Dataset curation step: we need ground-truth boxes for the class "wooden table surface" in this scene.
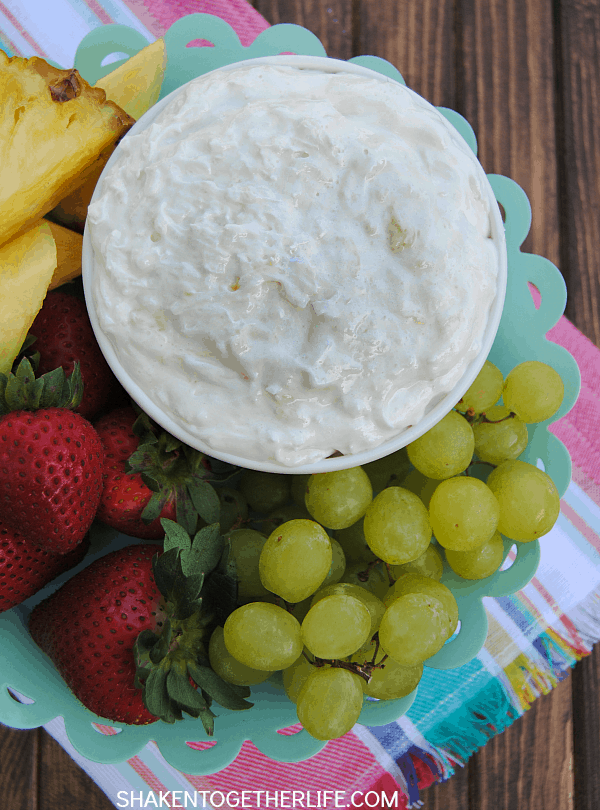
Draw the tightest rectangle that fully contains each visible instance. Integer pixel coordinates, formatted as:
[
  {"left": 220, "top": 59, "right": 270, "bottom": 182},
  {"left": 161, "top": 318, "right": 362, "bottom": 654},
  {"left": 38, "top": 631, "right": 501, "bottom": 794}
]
[{"left": 1, "top": 0, "right": 599, "bottom": 807}]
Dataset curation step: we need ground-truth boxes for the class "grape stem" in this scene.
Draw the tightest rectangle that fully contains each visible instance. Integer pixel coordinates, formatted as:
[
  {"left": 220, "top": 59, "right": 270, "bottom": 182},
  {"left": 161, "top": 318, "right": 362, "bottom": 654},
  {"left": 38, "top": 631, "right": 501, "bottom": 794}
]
[{"left": 356, "top": 558, "right": 382, "bottom": 582}]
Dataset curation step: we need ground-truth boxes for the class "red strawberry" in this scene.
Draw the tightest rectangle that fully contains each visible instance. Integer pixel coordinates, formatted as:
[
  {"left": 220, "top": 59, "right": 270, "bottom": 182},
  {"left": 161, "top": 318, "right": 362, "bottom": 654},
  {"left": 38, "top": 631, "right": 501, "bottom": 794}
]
[
  {"left": 94, "top": 407, "right": 236, "bottom": 540},
  {"left": 29, "top": 543, "right": 163, "bottom": 724},
  {"left": 28, "top": 289, "right": 127, "bottom": 421},
  {"left": 0, "top": 518, "right": 90, "bottom": 614},
  {"left": 94, "top": 407, "right": 177, "bottom": 539},
  {"left": 29, "top": 523, "right": 251, "bottom": 730},
  {"left": 0, "top": 359, "right": 104, "bottom": 554}
]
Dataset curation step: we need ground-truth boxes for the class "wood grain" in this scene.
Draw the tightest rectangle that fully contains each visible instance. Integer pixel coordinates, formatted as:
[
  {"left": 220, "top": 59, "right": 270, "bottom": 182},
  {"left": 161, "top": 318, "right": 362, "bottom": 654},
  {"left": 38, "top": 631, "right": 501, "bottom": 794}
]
[
  {"left": 555, "top": 0, "right": 600, "bottom": 346},
  {"left": 0, "top": 726, "right": 38, "bottom": 810},
  {"left": 572, "top": 644, "right": 600, "bottom": 809},
  {"left": 38, "top": 731, "right": 115, "bottom": 810}
]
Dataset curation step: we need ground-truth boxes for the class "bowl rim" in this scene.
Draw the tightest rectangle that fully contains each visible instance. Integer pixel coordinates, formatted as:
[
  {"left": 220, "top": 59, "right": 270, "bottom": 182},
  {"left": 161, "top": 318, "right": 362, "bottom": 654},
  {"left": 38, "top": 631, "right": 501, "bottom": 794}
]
[{"left": 82, "top": 54, "right": 508, "bottom": 474}]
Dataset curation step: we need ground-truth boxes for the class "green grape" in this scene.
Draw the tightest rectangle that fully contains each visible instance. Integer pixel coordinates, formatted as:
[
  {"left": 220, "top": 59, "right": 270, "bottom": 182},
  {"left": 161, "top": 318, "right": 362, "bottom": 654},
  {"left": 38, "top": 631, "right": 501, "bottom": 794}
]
[
  {"left": 333, "top": 518, "right": 378, "bottom": 564},
  {"left": 363, "top": 486, "right": 431, "bottom": 565},
  {"left": 305, "top": 468, "right": 373, "bottom": 530},
  {"left": 391, "top": 544, "right": 444, "bottom": 581},
  {"left": 319, "top": 538, "right": 346, "bottom": 588},
  {"left": 340, "top": 561, "right": 390, "bottom": 600},
  {"left": 291, "top": 474, "right": 312, "bottom": 508},
  {"left": 399, "top": 469, "right": 439, "bottom": 507},
  {"left": 283, "top": 653, "right": 319, "bottom": 703},
  {"left": 455, "top": 361, "right": 504, "bottom": 413},
  {"left": 239, "top": 470, "right": 291, "bottom": 514},
  {"left": 383, "top": 572, "right": 458, "bottom": 640},
  {"left": 223, "top": 602, "right": 303, "bottom": 671},
  {"left": 259, "top": 519, "right": 332, "bottom": 603},
  {"left": 503, "top": 361, "right": 564, "bottom": 423},
  {"left": 301, "top": 593, "right": 371, "bottom": 659},
  {"left": 208, "top": 626, "right": 272, "bottom": 686},
  {"left": 378, "top": 593, "right": 449, "bottom": 666},
  {"left": 407, "top": 411, "right": 475, "bottom": 480},
  {"left": 445, "top": 530, "right": 504, "bottom": 579},
  {"left": 473, "top": 406, "right": 529, "bottom": 466},
  {"left": 350, "top": 641, "right": 423, "bottom": 700},
  {"left": 216, "top": 487, "right": 249, "bottom": 533},
  {"left": 296, "top": 666, "right": 364, "bottom": 740},
  {"left": 310, "top": 582, "right": 386, "bottom": 638},
  {"left": 361, "top": 447, "right": 411, "bottom": 492},
  {"left": 259, "top": 502, "right": 313, "bottom": 537},
  {"left": 228, "top": 528, "right": 270, "bottom": 602},
  {"left": 486, "top": 459, "right": 560, "bottom": 541},
  {"left": 429, "top": 476, "right": 500, "bottom": 551}
]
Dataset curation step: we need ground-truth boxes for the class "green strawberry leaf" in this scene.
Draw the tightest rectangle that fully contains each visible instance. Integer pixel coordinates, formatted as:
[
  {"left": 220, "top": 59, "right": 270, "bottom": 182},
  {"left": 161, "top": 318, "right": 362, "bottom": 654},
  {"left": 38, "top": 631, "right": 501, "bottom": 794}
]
[
  {"left": 141, "top": 488, "right": 170, "bottom": 524},
  {"left": 187, "top": 480, "right": 220, "bottom": 525},
  {"left": 175, "top": 484, "right": 199, "bottom": 536},
  {"left": 173, "top": 573, "right": 204, "bottom": 621},
  {"left": 162, "top": 432, "right": 182, "bottom": 454},
  {"left": 166, "top": 666, "right": 209, "bottom": 712},
  {"left": 149, "top": 618, "right": 172, "bottom": 665},
  {"left": 37, "top": 366, "right": 66, "bottom": 409},
  {"left": 143, "top": 665, "right": 171, "bottom": 718},
  {"left": 60, "top": 362, "right": 83, "bottom": 409},
  {"left": 162, "top": 519, "right": 192, "bottom": 555},
  {"left": 152, "top": 546, "right": 180, "bottom": 597},
  {"left": 187, "top": 662, "right": 253, "bottom": 711},
  {"left": 181, "top": 524, "right": 223, "bottom": 578}
]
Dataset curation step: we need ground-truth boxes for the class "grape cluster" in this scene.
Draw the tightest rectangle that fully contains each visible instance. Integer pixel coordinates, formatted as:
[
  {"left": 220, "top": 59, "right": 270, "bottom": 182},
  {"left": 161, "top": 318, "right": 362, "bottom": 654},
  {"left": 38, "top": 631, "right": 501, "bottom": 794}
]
[{"left": 207, "top": 360, "right": 563, "bottom": 741}]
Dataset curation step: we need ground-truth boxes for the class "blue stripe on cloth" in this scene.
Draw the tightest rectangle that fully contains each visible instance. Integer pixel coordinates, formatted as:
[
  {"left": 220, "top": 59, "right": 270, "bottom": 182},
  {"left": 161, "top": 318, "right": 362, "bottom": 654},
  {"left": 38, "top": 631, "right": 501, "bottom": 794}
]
[
  {"left": 495, "top": 594, "right": 536, "bottom": 637},
  {"left": 0, "top": 42, "right": 14, "bottom": 56},
  {"left": 406, "top": 658, "right": 517, "bottom": 764}
]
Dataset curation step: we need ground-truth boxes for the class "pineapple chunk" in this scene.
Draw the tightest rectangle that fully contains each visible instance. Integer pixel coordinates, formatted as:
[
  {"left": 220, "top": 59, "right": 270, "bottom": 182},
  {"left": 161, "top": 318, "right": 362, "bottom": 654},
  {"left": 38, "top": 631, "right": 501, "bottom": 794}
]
[
  {"left": 0, "top": 221, "right": 57, "bottom": 376},
  {"left": 0, "top": 51, "right": 134, "bottom": 247},
  {"left": 45, "top": 219, "right": 83, "bottom": 289},
  {"left": 51, "top": 39, "right": 166, "bottom": 232},
  {"left": 95, "top": 38, "right": 166, "bottom": 120}
]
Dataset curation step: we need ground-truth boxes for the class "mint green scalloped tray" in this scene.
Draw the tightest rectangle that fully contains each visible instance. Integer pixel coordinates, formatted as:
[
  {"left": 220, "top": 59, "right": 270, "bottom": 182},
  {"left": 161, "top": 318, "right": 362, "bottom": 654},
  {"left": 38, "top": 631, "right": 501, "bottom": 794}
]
[{"left": 0, "top": 14, "right": 580, "bottom": 774}]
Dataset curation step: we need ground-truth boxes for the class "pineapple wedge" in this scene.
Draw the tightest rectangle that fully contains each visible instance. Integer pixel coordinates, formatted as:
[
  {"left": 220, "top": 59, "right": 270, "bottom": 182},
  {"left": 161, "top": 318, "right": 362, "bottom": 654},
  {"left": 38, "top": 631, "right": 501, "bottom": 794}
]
[
  {"left": 46, "top": 219, "right": 83, "bottom": 290},
  {"left": 51, "top": 39, "right": 167, "bottom": 232},
  {"left": 95, "top": 38, "right": 166, "bottom": 120},
  {"left": 0, "top": 52, "right": 134, "bottom": 247},
  {"left": 0, "top": 221, "right": 57, "bottom": 376}
]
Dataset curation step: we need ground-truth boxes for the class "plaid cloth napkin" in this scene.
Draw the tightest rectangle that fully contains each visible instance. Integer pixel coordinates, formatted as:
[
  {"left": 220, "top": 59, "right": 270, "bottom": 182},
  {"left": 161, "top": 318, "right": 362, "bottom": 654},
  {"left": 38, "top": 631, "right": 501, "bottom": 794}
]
[{"left": 2, "top": 2, "right": 600, "bottom": 808}]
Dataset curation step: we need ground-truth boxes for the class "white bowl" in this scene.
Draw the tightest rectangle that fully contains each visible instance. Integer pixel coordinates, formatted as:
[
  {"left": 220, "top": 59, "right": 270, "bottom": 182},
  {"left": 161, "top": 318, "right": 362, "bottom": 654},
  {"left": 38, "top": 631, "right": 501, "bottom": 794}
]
[{"left": 82, "top": 55, "right": 507, "bottom": 474}]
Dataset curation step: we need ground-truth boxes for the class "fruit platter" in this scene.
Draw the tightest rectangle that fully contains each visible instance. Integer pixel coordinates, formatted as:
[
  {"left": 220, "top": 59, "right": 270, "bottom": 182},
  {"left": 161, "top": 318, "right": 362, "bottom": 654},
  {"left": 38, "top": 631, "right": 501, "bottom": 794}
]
[{"left": 0, "top": 15, "right": 580, "bottom": 775}]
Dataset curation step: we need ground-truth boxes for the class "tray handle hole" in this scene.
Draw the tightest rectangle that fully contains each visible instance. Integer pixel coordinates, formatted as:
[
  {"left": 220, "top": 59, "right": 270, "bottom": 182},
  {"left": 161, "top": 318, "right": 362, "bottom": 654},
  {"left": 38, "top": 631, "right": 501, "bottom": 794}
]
[
  {"left": 186, "top": 39, "right": 215, "bottom": 48},
  {"left": 528, "top": 281, "right": 542, "bottom": 310},
  {"left": 500, "top": 544, "right": 518, "bottom": 571},
  {"left": 100, "top": 52, "right": 131, "bottom": 67}
]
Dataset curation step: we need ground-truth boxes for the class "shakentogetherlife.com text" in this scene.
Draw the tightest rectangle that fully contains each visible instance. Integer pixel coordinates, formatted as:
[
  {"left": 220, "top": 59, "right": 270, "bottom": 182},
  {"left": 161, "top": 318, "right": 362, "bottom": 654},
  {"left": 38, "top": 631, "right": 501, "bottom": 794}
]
[{"left": 115, "top": 790, "right": 402, "bottom": 808}]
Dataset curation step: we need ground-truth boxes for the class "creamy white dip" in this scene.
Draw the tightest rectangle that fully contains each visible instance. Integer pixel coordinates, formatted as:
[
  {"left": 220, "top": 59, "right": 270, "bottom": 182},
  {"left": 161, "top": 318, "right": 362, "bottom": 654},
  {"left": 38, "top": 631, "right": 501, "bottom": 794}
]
[{"left": 88, "top": 63, "right": 499, "bottom": 466}]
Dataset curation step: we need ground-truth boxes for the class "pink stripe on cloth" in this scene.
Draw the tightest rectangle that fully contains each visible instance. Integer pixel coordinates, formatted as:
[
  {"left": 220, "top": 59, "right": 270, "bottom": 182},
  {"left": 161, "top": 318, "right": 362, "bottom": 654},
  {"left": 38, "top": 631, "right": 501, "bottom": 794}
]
[
  {"left": 0, "top": 0, "right": 50, "bottom": 57},
  {"left": 181, "top": 736, "right": 391, "bottom": 806},
  {"left": 548, "top": 316, "right": 600, "bottom": 492},
  {"left": 120, "top": 0, "right": 270, "bottom": 45},
  {"left": 127, "top": 754, "right": 172, "bottom": 795},
  {"left": 82, "top": 0, "right": 115, "bottom": 25}
]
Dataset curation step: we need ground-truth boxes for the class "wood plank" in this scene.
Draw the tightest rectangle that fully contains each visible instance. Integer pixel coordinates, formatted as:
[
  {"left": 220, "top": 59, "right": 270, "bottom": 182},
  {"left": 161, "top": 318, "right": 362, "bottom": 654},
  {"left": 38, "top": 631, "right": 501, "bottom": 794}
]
[
  {"left": 555, "top": 0, "right": 600, "bottom": 346},
  {"left": 572, "top": 645, "right": 600, "bottom": 809},
  {"left": 357, "top": 0, "right": 455, "bottom": 106},
  {"left": 423, "top": 760, "right": 471, "bottom": 809},
  {"left": 468, "top": 675, "right": 574, "bottom": 810},
  {"left": 457, "top": 0, "right": 561, "bottom": 265},
  {"left": 252, "top": 0, "right": 354, "bottom": 60},
  {"left": 0, "top": 724, "right": 38, "bottom": 810},
  {"left": 38, "top": 730, "right": 114, "bottom": 810}
]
